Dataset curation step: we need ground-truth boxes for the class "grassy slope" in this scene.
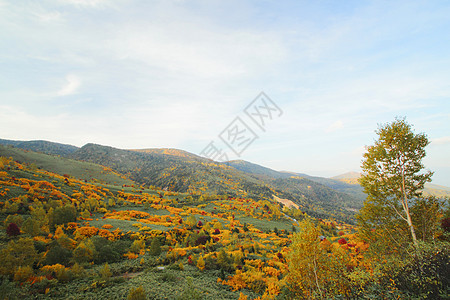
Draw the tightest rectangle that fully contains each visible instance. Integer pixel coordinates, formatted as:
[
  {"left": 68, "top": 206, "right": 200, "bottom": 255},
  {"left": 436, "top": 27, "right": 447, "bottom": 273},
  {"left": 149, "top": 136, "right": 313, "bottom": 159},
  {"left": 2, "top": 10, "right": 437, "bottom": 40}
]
[{"left": 0, "top": 145, "right": 133, "bottom": 186}]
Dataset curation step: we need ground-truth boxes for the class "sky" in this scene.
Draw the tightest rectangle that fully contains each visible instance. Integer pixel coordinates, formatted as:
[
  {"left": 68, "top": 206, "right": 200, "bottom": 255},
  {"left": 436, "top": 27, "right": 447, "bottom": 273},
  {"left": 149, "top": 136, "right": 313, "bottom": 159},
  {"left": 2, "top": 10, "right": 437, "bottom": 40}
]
[{"left": 0, "top": 0, "right": 449, "bottom": 186}]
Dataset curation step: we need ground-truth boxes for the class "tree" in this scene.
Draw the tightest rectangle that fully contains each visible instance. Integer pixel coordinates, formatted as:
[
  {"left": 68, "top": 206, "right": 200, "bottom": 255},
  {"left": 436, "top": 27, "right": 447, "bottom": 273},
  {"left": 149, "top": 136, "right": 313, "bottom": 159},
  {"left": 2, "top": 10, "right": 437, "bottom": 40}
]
[
  {"left": 48, "top": 205, "right": 77, "bottom": 231},
  {"left": 358, "top": 118, "right": 433, "bottom": 246},
  {"left": 149, "top": 238, "right": 161, "bottom": 256}
]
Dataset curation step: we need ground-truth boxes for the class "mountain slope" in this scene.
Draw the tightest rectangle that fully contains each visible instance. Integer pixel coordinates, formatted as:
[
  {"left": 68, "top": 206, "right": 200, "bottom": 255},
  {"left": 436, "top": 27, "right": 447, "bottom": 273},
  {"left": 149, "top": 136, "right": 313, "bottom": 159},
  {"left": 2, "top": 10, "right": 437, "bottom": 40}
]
[
  {"left": 70, "top": 144, "right": 362, "bottom": 222},
  {"left": 0, "top": 138, "right": 79, "bottom": 156},
  {"left": 0, "top": 144, "right": 132, "bottom": 186}
]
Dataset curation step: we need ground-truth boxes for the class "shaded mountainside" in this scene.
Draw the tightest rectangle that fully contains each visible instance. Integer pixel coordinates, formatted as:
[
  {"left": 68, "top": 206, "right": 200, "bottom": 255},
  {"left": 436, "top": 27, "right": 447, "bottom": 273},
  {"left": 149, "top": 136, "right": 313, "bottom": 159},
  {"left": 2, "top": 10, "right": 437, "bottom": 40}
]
[
  {"left": 71, "top": 143, "right": 273, "bottom": 199},
  {"left": 0, "top": 138, "right": 79, "bottom": 156}
]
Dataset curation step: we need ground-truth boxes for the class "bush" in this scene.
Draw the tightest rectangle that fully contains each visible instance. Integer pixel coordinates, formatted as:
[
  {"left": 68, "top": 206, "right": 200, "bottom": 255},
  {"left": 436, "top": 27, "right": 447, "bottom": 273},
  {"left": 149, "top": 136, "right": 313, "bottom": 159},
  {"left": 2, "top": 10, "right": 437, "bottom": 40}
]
[
  {"left": 13, "top": 266, "right": 33, "bottom": 282},
  {"left": 195, "top": 235, "right": 210, "bottom": 246},
  {"left": 393, "top": 242, "right": 450, "bottom": 299},
  {"left": 149, "top": 238, "right": 161, "bottom": 256},
  {"left": 45, "top": 242, "right": 72, "bottom": 266},
  {"left": 99, "top": 263, "right": 112, "bottom": 281},
  {"left": 128, "top": 285, "right": 147, "bottom": 300},
  {"left": 49, "top": 205, "right": 77, "bottom": 231},
  {"left": 91, "top": 237, "right": 120, "bottom": 264},
  {"left": 6, "top": 222, "right": 20, "bottom": 237}
]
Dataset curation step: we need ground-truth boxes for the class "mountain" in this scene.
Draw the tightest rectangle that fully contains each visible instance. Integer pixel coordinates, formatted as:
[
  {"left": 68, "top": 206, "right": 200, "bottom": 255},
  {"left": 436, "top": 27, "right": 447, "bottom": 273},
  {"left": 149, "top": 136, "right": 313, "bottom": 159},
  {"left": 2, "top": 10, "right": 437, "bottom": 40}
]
[
  {"left": 130, "top": 148, "right": 202, "bottom": 159},
  {"left": 331, "top": 171, "right": 361, "bottom": 184},
  {"left": 0, "top": 138, "right": 79, "bottom": 156},
  {"left": 69, "top": 144, "right": 361, "bottom": 222},
  {"left": 0, "top": 138, "right": 364, "bottom": 222},
  {"left": 226, "top": 160, "right": 291, "bottom": 180},
  {"left": 333, "top": 172, "right": 450, "bottom": 198},
  {"left": 0, "top": 144, "right": 132, "bottom": 185}
]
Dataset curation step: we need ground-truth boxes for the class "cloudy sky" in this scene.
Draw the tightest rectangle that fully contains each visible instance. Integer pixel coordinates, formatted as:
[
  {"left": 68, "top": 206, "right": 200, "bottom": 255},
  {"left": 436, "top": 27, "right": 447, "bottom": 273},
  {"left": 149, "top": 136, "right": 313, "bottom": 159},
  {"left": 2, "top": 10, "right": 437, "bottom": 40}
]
[{"left": 1, "top": 0, "right": 449, "bottom": 186}]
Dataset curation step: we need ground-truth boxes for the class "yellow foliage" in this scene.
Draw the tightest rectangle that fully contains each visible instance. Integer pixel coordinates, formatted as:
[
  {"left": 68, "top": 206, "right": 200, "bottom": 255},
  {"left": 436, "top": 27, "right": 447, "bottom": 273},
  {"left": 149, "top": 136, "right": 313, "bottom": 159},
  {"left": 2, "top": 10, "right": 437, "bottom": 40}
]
[{"left": 196, "top": 255, "right": 205, "bottom": 271}]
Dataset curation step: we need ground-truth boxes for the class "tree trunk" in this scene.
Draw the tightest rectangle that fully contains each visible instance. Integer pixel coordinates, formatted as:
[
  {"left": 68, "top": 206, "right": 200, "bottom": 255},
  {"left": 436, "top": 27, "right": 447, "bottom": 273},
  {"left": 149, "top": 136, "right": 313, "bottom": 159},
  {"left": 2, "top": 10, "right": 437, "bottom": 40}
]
[{"left": 401, "top": 171, "right": 418, "bottom": 245}]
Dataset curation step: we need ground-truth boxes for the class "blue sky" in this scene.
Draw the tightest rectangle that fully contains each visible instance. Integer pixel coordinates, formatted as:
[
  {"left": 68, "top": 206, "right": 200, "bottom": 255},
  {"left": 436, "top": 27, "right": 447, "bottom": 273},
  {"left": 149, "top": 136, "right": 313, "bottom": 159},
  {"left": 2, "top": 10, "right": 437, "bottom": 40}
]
[{"left": 1, "top": 0, "right": 449, "bottom": 186}]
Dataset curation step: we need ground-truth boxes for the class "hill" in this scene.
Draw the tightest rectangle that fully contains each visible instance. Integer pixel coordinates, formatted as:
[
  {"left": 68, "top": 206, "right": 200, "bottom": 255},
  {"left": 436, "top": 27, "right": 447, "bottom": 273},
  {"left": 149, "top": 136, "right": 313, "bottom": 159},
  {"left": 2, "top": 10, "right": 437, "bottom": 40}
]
[
  {"left": 70, "top": 144, "right": 361, "bottom": 222},
  {"left": 0, "top": 138, "right": 79, "bottom": 156},
  {"left": 0, "top": 139, "right": 364, "bottom": 222},
  {"left": 0, "top": 144, "right": 132, "bottom": 186}
]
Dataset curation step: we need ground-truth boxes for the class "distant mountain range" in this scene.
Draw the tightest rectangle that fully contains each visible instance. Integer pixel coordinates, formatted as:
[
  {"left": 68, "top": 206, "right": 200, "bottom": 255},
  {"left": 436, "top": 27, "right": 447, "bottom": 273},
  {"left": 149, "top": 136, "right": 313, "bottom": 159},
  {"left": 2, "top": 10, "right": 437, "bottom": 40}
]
[{"left": 1, "top": 138, "right": 448, "bottom": 222}]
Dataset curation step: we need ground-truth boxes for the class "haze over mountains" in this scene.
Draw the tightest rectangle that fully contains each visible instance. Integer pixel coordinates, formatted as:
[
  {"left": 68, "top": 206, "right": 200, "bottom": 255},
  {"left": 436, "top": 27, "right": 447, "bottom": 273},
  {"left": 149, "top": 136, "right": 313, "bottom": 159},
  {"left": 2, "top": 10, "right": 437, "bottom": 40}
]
[{"left": 1, "top": 138, "right": 448, "bottom": 223}]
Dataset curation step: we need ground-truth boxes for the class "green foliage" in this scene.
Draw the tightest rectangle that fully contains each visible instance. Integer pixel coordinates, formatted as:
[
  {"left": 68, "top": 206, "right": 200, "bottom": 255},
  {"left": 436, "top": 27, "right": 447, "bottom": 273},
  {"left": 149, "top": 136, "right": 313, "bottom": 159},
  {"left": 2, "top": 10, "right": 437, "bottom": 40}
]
[
  {"left": 411, "top": 196, "right": 445, "bottom": 242},
  {"left": 177, "top": 277, "right": 201, "bottom": 300},
  {"left": 0, "top": 237, "right": 37, "bottom": 276},
  {"left": 48, "top": 205, "right": 77, "bottom": 231},
  {"left": 45, "top": 242, "right": 73, "bottom": 266},
  {"left": 73, "top": 240, "right": 95, "bottom": 264},
  {"left": 359, "top": 118, "right": 433, "bottom": 245},
  {"left": 99, "top": 263, "right": 112, "bottom": 281},
  {"left": 149, "top": 237, "right": 161, "bottom": 256},
  {"left": 130, "top": 239, "right": 146, "bottom": 253},
  {"left": 22, "top": 217, "right": 40, "bottom": 236},
  {"left": 393, "top": 242, "right": 450, "bottom": 299},
  {"left": 91, "top": 236, "right": 121, "bottom": 264},
  {"left": 4, "top": 214, "right": 23, "bottom": 229}
]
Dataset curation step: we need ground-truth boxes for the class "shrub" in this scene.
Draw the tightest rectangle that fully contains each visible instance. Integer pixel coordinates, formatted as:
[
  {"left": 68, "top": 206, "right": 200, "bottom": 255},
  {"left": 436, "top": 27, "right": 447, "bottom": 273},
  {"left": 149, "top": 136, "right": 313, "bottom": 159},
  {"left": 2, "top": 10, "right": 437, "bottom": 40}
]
[
  {"left": 393, "top": 242, "right": 450, "bottom": 299},
  {"left": 195, "top": 235, "right": 210, "bottom": 246},
  {"left": 99, "top": 263, "right": 112, "bottom": 281},
  {"left": 92, "top": 237, "right": 120, "bottom": 264},
  {"left": 130, "top": 239, "right": 146, "bottom": 253},
  {"left": 45, "top": 243, "right": 72, "bottom": 266},
  {"left": 49, "top": 205, "right": 77, "bottom": 231},
  {"left": 6, "top": 223, "right": 20, "bottom": 237},
  {"left": 13, "top": 266, "right": 33, "bottom": 282},
  {"left": 149, "top": 238, "right": 161, "bottom": 256},
  {"left": 55, "top": 267, "right": 72, "bottom": 283},
  {"left": 338, "top": 238, "right": 347, "bottom": 245},
  {"left": 128, "top": 285, "right": 147, "bottom": 300}
]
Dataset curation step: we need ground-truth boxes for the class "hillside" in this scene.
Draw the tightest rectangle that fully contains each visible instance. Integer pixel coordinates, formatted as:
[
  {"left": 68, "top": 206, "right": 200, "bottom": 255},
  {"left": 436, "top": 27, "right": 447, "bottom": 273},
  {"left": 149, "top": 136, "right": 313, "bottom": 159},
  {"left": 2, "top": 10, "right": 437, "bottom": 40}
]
[
  {"left": 0, "top": 138, "right": 79, "bottom": 156},
  {"left": 0, "top": 144, "right": 132, "bottom": 186},
  {"left": 70, "top": 144, "right": 361, "bottom": 223},
  {"left": 0, "top": 154, "right": 324, "bottom": 299}
]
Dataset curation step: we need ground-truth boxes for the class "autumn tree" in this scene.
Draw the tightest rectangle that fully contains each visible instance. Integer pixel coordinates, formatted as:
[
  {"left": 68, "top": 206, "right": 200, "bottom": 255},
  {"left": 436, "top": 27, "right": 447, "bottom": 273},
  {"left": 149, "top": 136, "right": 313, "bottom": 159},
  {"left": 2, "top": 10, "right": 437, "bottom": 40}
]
[
  {"left": 286, "top": 219, "right": 351, "bottom": 299},
  {"left": 358, "top": 118, "right": 433, "bottom": 246}
]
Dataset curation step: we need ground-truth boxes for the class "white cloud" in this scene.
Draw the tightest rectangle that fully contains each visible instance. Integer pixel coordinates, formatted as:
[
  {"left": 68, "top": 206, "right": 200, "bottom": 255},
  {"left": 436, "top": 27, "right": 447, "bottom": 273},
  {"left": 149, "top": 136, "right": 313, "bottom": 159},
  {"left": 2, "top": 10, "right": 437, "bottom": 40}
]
[
  {"left": 56, "top": 74, "right": 81, "bottom": 97},
  {"left": 431, "top": 136, "right": 450, "bottom": 146},
  {"left": 60, "top": 0, "right": 109, "bottom": 8},
  {"left": 326, "top": 120, "right": 344, "bottom": 132}
]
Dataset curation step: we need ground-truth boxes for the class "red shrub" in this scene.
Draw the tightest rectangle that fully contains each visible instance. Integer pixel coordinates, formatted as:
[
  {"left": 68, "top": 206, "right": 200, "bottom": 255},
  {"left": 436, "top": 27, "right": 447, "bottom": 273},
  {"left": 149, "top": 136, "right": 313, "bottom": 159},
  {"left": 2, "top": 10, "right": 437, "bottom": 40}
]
[
  {"left": 6, "top": 222, "right": 20, "bottom": 237},
  {"left": 338, "top": 238, "right": 347, "bottom": 245}
]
